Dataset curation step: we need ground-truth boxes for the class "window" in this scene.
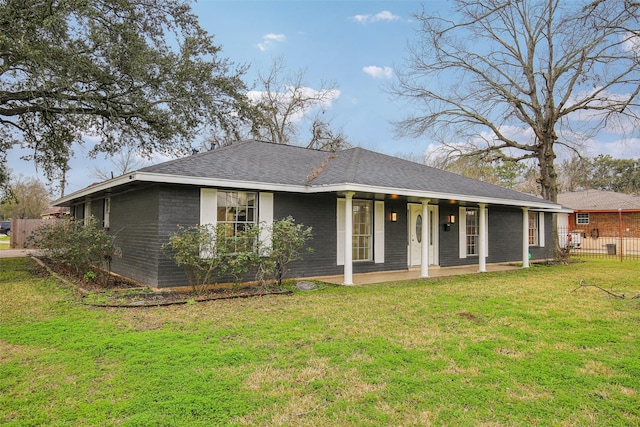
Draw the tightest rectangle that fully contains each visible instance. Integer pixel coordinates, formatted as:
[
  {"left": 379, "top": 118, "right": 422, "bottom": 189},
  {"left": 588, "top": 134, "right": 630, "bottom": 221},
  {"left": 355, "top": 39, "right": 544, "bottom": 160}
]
[
  {"left": 528, "top": 212, "right": 539, "bottom": 245},
  {"left": 352, "top": 200, "right": 372, "bottom": 261},
  {"left": 576, "top": 213, "right": 589, "bottom": 225},
  {"left": 216, "top": 191, "right": 257, "bottom": 252},
  {"left": 466, "top": 208, "right": 479, "bottom": 256}
]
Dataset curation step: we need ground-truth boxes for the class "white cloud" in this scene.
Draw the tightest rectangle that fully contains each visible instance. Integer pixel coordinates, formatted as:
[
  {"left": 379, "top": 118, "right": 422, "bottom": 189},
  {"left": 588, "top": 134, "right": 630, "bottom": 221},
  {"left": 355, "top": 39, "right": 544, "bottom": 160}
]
[
  {"left": 257, "top": 33, "right": 286, "bottom": 51},
  {"left": 247, "top": 87, "right": 341, "bottom": 123},
  {"left": 352, "top": 10, "right": 400, "bottom": 24},
  {"left": 362, "top": 65, "right": 394, "bottom": 79}
]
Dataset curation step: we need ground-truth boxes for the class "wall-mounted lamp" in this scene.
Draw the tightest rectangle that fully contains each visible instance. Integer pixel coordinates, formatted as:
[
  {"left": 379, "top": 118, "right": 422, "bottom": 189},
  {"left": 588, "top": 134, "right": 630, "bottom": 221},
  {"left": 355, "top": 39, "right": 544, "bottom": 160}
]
[
  {"left": 444, "top": 214, "right": 456, "bottom": 231},
  {"left": 390, "top": 211, "right": 398, "bottom": 222}
]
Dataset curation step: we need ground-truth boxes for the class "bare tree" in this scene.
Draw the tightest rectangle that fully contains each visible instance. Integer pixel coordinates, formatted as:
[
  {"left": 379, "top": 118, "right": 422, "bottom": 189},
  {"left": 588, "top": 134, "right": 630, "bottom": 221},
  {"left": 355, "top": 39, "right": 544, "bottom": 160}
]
[
  {"left": 392, "top": 0, "right": 640, "bottom": 202},
  {"left": 251, "top": 57, "right": 347, "bottom": 150},
  {"left": 92, "top": 144, "right": 149, "bottom": 181}
]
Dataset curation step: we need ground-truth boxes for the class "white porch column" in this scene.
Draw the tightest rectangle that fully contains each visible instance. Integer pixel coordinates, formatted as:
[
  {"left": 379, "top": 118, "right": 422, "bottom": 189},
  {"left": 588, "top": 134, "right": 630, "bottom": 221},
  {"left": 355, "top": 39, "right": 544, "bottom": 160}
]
[
  {"left": 343, "top": 192, "right": 355, "bottom": 285},
  {"left": 522, "top": 207, "right": 530, "bottom": 268},
  {"left": 478, "top": 203, "right": 487, "bottom": 272},
  {"left": 420, "top": 199, "right": 430, "bottom": 278}
]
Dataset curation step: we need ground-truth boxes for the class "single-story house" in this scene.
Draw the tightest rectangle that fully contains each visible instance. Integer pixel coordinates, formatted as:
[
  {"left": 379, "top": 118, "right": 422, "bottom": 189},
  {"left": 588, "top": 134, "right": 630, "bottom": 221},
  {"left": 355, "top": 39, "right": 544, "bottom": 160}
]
[
  {"left": 54, "top": 140, "right": 563, "bottom": 289},
  {"left": 557, "top": 190, "right": 640, "bottom": 249}
]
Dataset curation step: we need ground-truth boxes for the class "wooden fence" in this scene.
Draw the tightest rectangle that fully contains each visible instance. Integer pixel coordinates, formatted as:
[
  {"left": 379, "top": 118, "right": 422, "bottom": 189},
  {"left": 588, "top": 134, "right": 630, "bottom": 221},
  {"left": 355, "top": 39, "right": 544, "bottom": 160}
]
[{"left": 9, "top": 219, "right": 60, "bottom": 249}]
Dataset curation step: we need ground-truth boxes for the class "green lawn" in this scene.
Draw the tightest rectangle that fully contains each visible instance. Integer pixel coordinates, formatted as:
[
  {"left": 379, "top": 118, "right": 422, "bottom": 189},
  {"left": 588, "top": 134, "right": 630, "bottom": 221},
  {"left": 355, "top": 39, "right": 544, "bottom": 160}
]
[
  {"left": 0, "top": 235, "right": 9, "bottom": 250},
  {"left": 1, "top": 258, "right": 639, "bottom": 426}
]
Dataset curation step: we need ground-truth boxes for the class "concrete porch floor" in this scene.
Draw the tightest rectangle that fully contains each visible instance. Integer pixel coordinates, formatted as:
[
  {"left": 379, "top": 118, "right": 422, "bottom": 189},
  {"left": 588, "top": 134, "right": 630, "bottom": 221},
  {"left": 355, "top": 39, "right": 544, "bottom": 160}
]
[{"left": 311, "top": 263, "right": 522, "bottom": 285}]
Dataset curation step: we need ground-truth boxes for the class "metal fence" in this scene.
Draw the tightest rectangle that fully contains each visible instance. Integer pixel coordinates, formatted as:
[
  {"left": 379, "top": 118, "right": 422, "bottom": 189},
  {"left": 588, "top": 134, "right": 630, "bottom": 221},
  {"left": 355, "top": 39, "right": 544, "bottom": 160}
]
[{"left": 558, "top": 222, "right": 640, "bottom": 261}]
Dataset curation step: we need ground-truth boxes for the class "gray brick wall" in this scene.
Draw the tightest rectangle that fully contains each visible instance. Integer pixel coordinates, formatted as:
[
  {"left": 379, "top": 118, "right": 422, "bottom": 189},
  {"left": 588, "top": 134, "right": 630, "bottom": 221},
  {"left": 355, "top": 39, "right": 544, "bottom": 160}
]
[
  {"left": 156, "top": 185, "right": 200, "bottom": 288},
  {"left": 109, "top": 186, "right": 160, "bottom": 286},
  {"left": 438, "top": 205, "right": 553, "bottom": 267},
  {"left": 103, "top": 184, "right": 555, "bottom": 288},
  {"left": 274, "top": 193, "right": 408, "bottom": 278}
]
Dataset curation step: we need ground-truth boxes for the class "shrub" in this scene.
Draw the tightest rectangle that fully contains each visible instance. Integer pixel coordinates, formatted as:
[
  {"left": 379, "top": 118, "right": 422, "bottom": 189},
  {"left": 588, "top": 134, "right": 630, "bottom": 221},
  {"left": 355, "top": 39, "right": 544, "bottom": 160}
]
[
  {"left": 257, "top": 216, "right": 313, "bottom": 289},
  {"left": 29, "top": 217, "right": 121, "bottom": 284},
  {"left": 162, "top": 224, "right": 260, "bottom": 293},
  {"left": 163, "top": 218, "right": 313, "bottom": 292}
]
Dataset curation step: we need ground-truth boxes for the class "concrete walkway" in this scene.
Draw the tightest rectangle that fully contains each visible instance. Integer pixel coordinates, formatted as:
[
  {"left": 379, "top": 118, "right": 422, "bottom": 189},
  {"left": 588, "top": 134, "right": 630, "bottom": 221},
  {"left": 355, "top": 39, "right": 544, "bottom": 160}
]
[
  {"left": 0, "top": 248, "right": 42, "bottom": 258},
  {"left": 312, "top": 263, "right": 522, "bottom": 285}
]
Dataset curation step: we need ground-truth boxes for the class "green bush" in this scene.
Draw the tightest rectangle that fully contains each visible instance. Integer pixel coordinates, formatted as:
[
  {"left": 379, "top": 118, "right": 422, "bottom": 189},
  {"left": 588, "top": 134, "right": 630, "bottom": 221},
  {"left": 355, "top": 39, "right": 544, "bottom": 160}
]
[
  {"left": 162, "top": 223, "right": 261, "bottom": 293},
  {"left": 258, "top": 216, "right": 313, "bottom": 289},
  {"left": 163, "top": 218, "right": 312, "bottom": 292},
  {"left": 29, "top": 217, "right": 121, "bottom": 284}
]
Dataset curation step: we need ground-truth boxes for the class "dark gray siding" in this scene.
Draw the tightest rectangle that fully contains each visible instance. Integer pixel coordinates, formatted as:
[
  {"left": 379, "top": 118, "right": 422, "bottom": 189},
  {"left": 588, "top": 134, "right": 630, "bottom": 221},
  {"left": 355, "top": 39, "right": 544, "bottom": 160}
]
[
  {"left": 438, "top": 205, "right": 553, "bottom": 267},
  {"left": 384, "top": 198, "right": 408, "bottom": 270},
  {"left": 438, "top": 204, "right": 462, "bottom": 267},
  {"left": 529, "top": 212, "right": 554, "bottom": 261},
  {"left": 274, "top": 193, "right": 408, "bottom": 278},
  {"left": 156, "top": 185, "right": 200, "bottom": 288},
  {"left": 90, "top": 198, "right": 106, "bottom": 227},
  {"left": 487, "top": 206, "right": 525, "bottom": 264},
  {"left": 273, "top": 192, "right": 341, "bottom": 278},
  {"left": 109, "top": 186, "right": 160, "bottom": 286}
]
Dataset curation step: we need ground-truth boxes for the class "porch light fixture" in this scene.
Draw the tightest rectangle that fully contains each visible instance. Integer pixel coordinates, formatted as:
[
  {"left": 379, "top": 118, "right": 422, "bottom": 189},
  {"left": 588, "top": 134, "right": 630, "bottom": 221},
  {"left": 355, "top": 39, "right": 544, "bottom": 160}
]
[
  {"left": 390, "top": 211, "right": 398, "bottom": 222},
  {"left": 444, "top": 214, "right": 456, "bottom": 231}
]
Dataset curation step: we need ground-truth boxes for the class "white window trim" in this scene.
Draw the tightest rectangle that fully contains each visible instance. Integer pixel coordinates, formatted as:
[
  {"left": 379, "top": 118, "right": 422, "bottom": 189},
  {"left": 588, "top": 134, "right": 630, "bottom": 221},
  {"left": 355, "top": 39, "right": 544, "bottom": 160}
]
[
  {"left": 528, "top": 211, "right": 545, "bottom": 247},
  {"left": 337, "top": 198, "right": 384, "bottom": 265},
  {"left": 103, "top": 197, "right": 111, "bottom": 228},
  {"left": 374, "top": 201, "right": 385, "bottom": 263},
  {"left": 539, "top": 212, "right": 545, "bottom": 247},
  {"left": 258, "top": 193, "right": 274, "bottom": 254},
  {"left": 459, "top": 206, "right": 488, "bottom": 259},
  {"left": 200, "top": 188, "right": 217, "bottom": 225},
  {"left": 576, "top": 213, "right": 590, "bottom": 225},
  {"left": 459, "top": 207, "right": 467, "bottom": 259}
]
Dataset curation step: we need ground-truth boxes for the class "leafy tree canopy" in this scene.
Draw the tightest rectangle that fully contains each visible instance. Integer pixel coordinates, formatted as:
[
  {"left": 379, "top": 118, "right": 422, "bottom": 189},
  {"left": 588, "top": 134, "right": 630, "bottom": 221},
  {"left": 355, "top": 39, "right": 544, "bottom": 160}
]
[
  {"left": 0, "top": 0, "right": 259, "bottom": 191},
  {"left": 0, "top": 176, "right": 50, "bottom": 219}
]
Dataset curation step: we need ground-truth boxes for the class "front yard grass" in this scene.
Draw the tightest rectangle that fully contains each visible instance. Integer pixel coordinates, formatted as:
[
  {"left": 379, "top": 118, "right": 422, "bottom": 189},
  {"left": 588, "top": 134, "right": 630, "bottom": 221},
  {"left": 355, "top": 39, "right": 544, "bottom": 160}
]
[{"left": 1, "top": 257, "right": 639, "bottom": 426}]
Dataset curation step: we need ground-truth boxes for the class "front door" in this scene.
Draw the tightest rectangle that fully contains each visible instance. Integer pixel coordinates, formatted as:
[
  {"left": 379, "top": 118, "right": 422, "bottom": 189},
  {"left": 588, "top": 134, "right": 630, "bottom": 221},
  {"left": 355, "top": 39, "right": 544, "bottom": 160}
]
[{"left": 409, "top": 204, "right": 438, "bottom": 266}]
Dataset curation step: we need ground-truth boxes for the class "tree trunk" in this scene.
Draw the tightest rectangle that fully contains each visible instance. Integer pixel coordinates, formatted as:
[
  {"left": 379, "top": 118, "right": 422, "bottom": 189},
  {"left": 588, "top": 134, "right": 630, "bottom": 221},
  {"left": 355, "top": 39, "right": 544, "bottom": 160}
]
[
  {"left": 537, "top": 139, "right": 558, "bottom": 203},
  {"left": 537, "top": 138, "right": 562, "bottom": 258}
]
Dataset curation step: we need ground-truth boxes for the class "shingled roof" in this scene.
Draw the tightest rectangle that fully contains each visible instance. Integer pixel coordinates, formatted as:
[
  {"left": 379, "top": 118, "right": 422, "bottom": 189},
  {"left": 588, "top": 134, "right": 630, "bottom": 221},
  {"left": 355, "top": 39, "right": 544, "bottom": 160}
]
[
  {"left": 558, "top": 190, "right": 640, "bottom": 211},
  {"left": 56, "top": 140, "right": 562, "bottom": 210}
]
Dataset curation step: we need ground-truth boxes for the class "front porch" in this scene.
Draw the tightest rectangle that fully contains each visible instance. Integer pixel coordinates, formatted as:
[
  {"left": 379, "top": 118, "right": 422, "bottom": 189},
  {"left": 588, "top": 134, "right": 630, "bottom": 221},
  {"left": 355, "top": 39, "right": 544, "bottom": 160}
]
[{"left": 312, "top": 263, "right": 522, "bottom": 286}]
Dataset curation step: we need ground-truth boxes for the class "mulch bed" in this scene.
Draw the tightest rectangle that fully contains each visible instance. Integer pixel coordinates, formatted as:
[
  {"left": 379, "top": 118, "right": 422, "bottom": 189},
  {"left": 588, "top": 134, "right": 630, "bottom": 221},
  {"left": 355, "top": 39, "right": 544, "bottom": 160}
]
[{"left": 31, "top": 256, "right": 292, "bottom": 307}]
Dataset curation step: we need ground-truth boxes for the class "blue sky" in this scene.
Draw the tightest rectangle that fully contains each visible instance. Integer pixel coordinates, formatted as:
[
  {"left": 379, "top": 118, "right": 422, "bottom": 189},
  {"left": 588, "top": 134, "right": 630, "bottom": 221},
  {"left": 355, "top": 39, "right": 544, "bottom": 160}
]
[{"left": 6, "top": 0, "right": 640, "bottom": 195}]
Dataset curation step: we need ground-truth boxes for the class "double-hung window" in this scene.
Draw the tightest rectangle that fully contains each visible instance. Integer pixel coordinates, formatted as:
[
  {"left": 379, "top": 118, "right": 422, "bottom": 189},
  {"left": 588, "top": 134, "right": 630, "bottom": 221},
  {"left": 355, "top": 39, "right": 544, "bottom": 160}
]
[
  {"left": 528, "top": 211, "right": 545, "bottom": 247},
  {"left": 576, "top": 213, "right": 589, "bottom": 225},
  {"left": 352, "top": 200, "right": 372, "bottom": 261},
  {"left": 528, "top": 212, "right": 539, "bottom": 245},
  {"left": 465, "top": 208, "right": 479, "bottom": 256},
  {"left": 216, "top": 191, "right": 257, "bottom": 253}
]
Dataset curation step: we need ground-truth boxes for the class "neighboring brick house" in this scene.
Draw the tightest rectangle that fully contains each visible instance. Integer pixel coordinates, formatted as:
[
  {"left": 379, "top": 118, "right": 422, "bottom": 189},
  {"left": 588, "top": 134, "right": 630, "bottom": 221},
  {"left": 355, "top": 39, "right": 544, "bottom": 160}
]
[
  {"left": 54, "top": 140, "right": 563, "bottom": 289},
  {"left": 558, "top": 190, "right": 640, "bottom": 239}
]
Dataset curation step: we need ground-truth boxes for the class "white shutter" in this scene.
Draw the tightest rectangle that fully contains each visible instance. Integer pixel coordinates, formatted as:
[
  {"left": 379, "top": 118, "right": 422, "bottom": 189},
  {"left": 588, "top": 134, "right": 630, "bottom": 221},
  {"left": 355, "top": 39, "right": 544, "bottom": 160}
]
[
  {"left": 337, "top": 198, "right": 345, "bottom": 265},
  {"left": 459, "top": 207, "right": 467, "bottom": 259},
  {"left": 374, "top": 201, "right": 385, "bottom": 263},
  {"left": 539, "top": 212, "right": 545, "bottom": 247},
  {"left": 259, "top": 193, "right": 274, "bottom": 252},
  {"left": 200, "top": 188, "right": 217, "bottom": 225},
  {"left": 484, "top": 206, "right": 489, "bottom": 257}
]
